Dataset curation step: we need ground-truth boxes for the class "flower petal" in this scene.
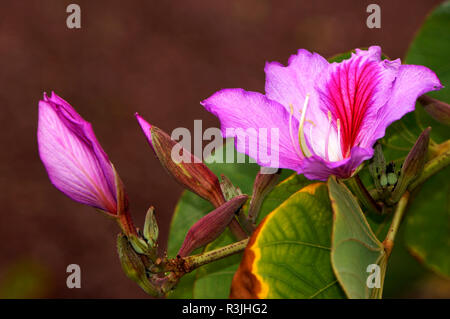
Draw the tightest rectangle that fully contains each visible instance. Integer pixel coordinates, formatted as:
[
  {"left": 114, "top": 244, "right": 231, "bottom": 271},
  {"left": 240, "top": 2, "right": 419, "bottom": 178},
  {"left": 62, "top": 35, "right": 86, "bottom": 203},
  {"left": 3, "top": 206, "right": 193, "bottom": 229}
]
[
  {"left": 201, "top": 88, "right": 303, "bottom": 171},
  {"left": 38, "top": 96, "right": 117, "bottom": 213},
  {"left": 264, "top": 48, "right": 329, "bottom": 119},
  {"left": 369, "top": 64, "right": 443, "bottom": 143},
  {"left": 316, "top": 46, "right": 399, "bottom": 158},
  {"left": 300, "top": 146, "right": 374, "bottom": 181}
]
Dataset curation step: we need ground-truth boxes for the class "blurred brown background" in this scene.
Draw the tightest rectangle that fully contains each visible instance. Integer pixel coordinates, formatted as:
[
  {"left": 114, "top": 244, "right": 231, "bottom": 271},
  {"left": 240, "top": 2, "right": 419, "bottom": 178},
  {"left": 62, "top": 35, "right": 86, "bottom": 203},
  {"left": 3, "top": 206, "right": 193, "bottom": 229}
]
[{"left": 0, "top": 0, "right": 444, "bottom": 298}]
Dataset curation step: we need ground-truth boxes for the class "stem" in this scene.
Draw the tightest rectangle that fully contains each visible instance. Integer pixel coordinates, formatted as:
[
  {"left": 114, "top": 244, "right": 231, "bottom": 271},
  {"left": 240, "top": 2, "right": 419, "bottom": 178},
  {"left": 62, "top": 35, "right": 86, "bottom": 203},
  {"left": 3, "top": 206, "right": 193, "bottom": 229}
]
[
  {"left": 346, "top": 175, "right": 382, "bottom": 215},
  {"left": 408, "top": 148, "right": 450, "bottom": 191},
  {"left": 383, "top": 192, "right": 409, "bottom": 257},
  {"left": 248, "top": 169, "right": 281, "bottom": 225},
  {"left": 228, "top": 219, "right": 249, "bottom": 240},
  {"left": 183, "top": 238, "right": 249, "bottom": 272},
  {"left": 117, "top": 211, "right": 138, "bottom": 236}
]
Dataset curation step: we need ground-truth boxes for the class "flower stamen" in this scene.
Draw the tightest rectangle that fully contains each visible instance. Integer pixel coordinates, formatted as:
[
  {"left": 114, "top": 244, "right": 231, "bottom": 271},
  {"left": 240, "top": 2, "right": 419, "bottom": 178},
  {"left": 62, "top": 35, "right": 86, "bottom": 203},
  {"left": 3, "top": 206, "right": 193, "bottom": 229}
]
[
  {"left": 325, "top": 111, "right": 332, "bottom": 161},
  {"left": 337, "top": 118, "right": 343, "bottom": 159},
  {"left": 298, "top": 94, "right": 312, "bottom": 157},
  {"left": 288, "top": 103, "right": 304, "bottom": 160}
]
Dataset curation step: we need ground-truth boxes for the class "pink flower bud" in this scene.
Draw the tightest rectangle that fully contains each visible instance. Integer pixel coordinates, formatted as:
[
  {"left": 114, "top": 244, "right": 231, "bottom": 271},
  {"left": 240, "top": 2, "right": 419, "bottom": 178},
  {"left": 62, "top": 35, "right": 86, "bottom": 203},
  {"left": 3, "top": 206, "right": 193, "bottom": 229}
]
[
  {"left": 136, "top": 113, "right": 225, "bottom": 208},
  {"left": 178, "top": 195, "right": 248, "bottom": 257},
  {"left": 38, "top": 92, "right": 121, "bottom": 215},
  {"left": 419, "top": 95, "right": 450, "bottom": 125}
]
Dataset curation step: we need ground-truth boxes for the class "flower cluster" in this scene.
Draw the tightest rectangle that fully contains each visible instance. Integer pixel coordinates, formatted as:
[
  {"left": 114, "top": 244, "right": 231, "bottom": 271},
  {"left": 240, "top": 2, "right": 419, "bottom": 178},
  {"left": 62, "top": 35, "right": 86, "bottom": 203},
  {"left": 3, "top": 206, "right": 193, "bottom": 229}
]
[{"left": 36, "top": 46, "right": 443, "bottom": 297}]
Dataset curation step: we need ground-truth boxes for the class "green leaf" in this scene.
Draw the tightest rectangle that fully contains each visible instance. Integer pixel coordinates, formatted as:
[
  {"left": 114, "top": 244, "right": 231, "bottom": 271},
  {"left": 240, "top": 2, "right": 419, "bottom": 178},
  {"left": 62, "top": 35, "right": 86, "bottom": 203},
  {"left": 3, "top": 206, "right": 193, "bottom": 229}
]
[
  {"left": 382, "top": 1, "right": 450, "bottom": 158},
  {"left": 399, "top": 1, "right": 450, "bottom": 277},
  {"left": 403, "top": 166, "right": 450, "bottom": 277},
  {"left": 328, "top": 177, "right": 387, "bottom": 299},
  {"left": 231, "top": 183, "right": 345, "bottom": 299},
  {"left": 190, "top": 174, "right": 315, "bottom": 299}
]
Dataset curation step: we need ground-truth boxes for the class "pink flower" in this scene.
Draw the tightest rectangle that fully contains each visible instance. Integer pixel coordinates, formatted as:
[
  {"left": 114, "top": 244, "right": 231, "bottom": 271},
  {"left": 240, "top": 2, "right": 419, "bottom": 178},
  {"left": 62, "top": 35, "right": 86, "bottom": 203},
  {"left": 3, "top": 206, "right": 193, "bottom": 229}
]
[
  {"left": 201, "top": 46, "right": 442, "bottom": 180},
  {"left": 38, "top": 92, "right": 118, "bottom": 214}
]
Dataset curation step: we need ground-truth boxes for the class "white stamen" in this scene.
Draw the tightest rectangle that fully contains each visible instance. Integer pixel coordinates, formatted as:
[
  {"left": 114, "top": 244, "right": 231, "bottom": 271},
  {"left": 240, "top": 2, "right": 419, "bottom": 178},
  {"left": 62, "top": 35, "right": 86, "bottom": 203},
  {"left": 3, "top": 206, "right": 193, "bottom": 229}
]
[
  {"left": 288, "top": 103, "right": 303, "bottom": 159},
  {"left": 325, "top": 111, "right": 332, "bottom": 161},
  {"left": 298, "top": 94, "right": 312, "bottom": 157},
  {"left": 337, "top": 118, "right": 342, "bottom": 159}
]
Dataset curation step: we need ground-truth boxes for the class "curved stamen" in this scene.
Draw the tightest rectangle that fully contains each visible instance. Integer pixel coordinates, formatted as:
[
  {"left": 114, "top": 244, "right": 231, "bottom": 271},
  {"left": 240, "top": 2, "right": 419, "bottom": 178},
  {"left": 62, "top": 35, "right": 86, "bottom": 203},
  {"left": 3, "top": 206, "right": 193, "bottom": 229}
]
[
  {"left": 325, "top": 111, "right": 332, "bottom": 161},
  {"left": 337, "top": 118, "right": 343, "bottom": 159},
  {"left": 288, "top": 103, "right": 304, "bottom": 160},
  {"left": 298, "top": 94, "right": 312, "bottom": 157}
]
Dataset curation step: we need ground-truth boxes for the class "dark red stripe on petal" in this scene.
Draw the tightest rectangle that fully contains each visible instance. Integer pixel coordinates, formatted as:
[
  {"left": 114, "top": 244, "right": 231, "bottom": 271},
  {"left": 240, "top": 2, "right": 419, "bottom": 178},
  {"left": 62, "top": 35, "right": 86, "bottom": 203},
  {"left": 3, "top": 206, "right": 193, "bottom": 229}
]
[{"left": 322, "top": 57, "right": 380, "bottom": 158}]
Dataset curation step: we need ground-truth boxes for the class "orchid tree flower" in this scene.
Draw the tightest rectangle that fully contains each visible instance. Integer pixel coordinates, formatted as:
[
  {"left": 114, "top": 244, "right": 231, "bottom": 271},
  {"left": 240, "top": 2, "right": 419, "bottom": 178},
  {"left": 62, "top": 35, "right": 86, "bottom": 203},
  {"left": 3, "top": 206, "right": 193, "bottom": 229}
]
[
  {"left": 201, "top": 46, "right": 442, "bottom": 181},
  {"left": 38, "top": 92, "right": 135, "bottom": 234}
]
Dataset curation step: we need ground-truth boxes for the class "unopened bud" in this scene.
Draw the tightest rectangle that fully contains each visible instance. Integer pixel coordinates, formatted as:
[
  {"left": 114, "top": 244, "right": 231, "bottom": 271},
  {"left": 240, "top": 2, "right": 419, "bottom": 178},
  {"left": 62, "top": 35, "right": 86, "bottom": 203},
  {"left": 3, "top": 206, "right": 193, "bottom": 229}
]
[
  {"left": 248, "top": 168, "right": 281, "bottom": 223},
  {"left": 136, "top": 114, "right": 225, "bottom": 208},
  {"left": 419, "top": 95, "right": 450, "bottom": 125},
  {"left": 128, "top": 233, "right": 150, "bottom": 255},
  {"left": 220, "top": 174, "right": 242, "bottom": 201},
  {"left": 143, "top": 206, "right": 159, "bottom": 247},
  {"left": 390, "top": 127, "right": 430, "bottom": 203},
  {"left": 178, "top": 195, "right": 248, "bottom": 257},
  {"left": 117, "top": 234, "right": 159, "bottom": 296}
]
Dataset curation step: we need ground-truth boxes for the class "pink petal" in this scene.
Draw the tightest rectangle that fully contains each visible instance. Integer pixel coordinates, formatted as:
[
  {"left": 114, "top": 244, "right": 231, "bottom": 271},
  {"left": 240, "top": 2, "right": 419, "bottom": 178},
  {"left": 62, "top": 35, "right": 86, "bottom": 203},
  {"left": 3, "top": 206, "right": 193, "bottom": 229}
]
[
  {"left": 264, "top": 48, "right": 329, "bottom": 121},
  {"left": 201, "top": 88, "right": 304, "bottom": 172},
  {"left": 300, "top": 146, "right": 374, "bottom": 181},
  {"left": 316, "top": 46, "right": 398, "bottom": 158},
  {"left": 370, "top": 64, "right": 443, "bottom": 143}
]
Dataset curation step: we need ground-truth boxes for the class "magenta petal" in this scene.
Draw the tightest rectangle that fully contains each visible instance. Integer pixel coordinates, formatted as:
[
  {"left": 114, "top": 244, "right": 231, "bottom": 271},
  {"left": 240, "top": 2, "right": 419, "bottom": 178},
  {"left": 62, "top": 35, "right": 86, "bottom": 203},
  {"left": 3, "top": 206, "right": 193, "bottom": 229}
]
[
  {"left": 300, "top": 146, "right": 374, "bottom": 181},
  {"left": 38, "top": 94, "right": 117, "bottom": 213},
  {"left": 264, "top": 49, "right": 328, "bottom": 119},
  {"left": 368, "top": 64, "right": 443, "bottom": 144},
  {"left": 201, "top": 88, "right": 303, "bottom": 172},
  {"left": 315, "top": 45, "right": 400, "bottom": 158}
]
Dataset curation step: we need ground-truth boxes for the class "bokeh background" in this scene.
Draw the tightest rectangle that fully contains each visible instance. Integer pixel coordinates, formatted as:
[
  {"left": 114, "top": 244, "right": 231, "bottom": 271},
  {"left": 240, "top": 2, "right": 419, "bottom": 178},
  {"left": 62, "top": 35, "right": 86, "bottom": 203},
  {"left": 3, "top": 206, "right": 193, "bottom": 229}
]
[{"left": 0, "top": 0, "right": 447, "bottom": 298}]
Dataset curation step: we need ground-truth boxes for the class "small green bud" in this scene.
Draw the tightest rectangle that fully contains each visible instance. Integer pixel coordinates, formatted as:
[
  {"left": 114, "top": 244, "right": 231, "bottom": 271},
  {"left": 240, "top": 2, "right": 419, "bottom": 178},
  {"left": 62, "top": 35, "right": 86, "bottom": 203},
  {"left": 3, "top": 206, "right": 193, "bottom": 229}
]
[
  {"left": 380, "top": 174, "right": 388, "bottom": 188},
  {"left": 143, "top": 206, "right": 159, "bottom": 247},
  {"left": 128, "top": 234, "right": 150, "bottom": 255},
  {"left": 387, "top": 172, "right": 398, "bottom": 186},
  {"left": 220, "top": 174, "right": 242, "bottom": 201}
]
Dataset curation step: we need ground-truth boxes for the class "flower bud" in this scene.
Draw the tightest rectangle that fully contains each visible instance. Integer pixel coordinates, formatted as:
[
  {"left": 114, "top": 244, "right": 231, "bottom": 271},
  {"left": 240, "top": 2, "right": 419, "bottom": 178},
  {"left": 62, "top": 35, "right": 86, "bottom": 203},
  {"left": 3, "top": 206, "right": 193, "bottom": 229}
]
[
  {"left": 116, "top": 234, "right": 159, "bottom": 296},
  {"left": 38, "top": 92, "right": 137, "bottom": 235},
  {"left": 391, "top": 127, "right": 430, "bottom": 203},
  {"left": 136, "top": 114, "right": 225, "bottom": 208},
  {"left": 220, "top": 174, "right": 242, "bottom": 200},
  {"left": 38, "top": 92, "right": 118, "bottom": 214},
  {"left": 128, "top": 233, "right": 150, "bottom": 255},
  {"left": 178, "top": 195, "right": 248, "bottom": 257},
  {"left": 143, "top": 206, "right": 159, "bottom": 248},
  {"left": 419, "top": 95, "right": 450, "bottom": 125}
]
